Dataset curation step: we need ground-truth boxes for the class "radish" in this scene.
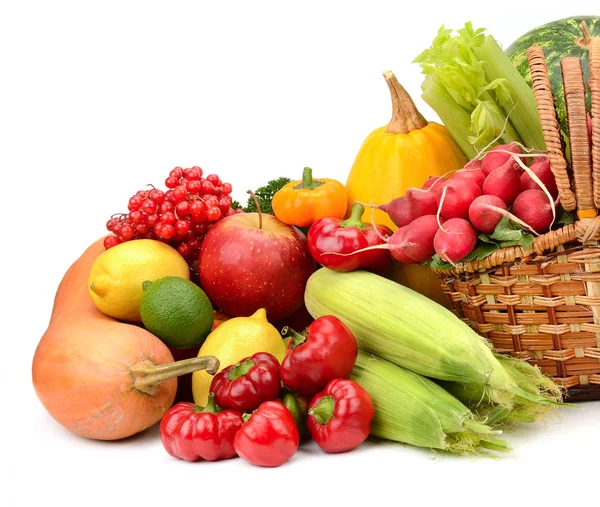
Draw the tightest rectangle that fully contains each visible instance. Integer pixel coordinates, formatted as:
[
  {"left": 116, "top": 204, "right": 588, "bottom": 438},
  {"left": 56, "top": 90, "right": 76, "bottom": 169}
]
[
  {"left": 376, "top": 196, "right": 416, "bottom": 228},
  {"left": 512, "top": 189, "right": 554, "bottom": 234},
  {"left": 482, "top": 158, "right": 521, "bottom": 205},
  {"left": 406, "top": 187, "right": 439, "bottom": 216},
  {"left": 438, "top": 179, "right": 482, "bottom": 220},
  {"left": 385, "top": 225, "right": 416, "bottom": 263},
  {"left": 401, "top": 215, "right": 444, "bottom": 262},
  {"left": 482, "top": 143, "right": 521, "bottom": 176},
  {"left": 322, "top": 215, "right": 443, "bottom": 265},
  {"left": 520, "top": 156, "right": 558, "bottom": 198},
  {"left": 451, "top": 168, "right": 486, "bottom": 189},
  {"left": 422, "top": 176, "right": 448, "bottom": 190},
  {"left": 374, "top": 185, "right": 440, "bottom": 227},
  {"left": 433, "top": 218, "right": 478, "bottom": 264},
  {"left": 464, "top": 159, "right": 483, "bottom": 170},
  {"left": 468, "top": 195, "right": 507, "bottom": 234}
]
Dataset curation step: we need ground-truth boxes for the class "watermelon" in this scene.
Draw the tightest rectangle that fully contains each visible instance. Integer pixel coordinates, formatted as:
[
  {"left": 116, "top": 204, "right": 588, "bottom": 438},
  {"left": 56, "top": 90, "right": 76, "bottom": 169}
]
[{"left": 505, "top": 16, "right": 600, "bottom": 138}]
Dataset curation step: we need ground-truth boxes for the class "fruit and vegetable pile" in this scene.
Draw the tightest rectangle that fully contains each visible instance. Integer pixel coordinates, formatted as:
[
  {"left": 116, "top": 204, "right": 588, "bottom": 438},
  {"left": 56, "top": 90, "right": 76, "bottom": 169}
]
[{"left": 32, "top": 15, "right": 600, "bottom": 466}]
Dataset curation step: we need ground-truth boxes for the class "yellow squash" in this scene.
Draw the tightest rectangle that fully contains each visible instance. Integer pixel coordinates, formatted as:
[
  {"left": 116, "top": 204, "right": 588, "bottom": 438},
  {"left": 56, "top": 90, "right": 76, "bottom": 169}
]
[
  {"left": 345, "top": 70, "right": 467, "bottom": 230},
  {"left": 345, "top": 71, "right": 467, "bottom": 308}
]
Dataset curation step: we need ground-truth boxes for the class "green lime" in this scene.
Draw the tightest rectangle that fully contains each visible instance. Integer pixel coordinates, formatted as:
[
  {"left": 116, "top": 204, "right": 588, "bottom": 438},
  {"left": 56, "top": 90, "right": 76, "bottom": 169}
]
[{"left": 140, "top": 276, "right": 214, "bottom": 349}]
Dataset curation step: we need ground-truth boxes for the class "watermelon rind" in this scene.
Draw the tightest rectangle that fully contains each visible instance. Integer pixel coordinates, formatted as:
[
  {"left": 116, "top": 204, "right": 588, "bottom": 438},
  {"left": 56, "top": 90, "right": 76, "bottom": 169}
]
[{"left": 505, "top": 15, "right": 600, "bottom": 143}]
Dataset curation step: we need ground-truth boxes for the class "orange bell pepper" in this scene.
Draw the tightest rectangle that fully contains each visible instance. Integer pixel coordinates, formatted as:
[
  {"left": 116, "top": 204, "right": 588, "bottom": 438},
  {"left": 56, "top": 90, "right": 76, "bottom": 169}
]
[{"left": 272, "top": 167, "right": 347, "bottom": 227}]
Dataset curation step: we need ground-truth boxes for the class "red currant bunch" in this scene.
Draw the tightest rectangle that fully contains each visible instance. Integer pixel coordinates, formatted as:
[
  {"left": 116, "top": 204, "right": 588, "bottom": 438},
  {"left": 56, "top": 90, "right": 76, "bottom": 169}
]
[{"left": 104, "top": 166, "right": 243, "bottom": 263}]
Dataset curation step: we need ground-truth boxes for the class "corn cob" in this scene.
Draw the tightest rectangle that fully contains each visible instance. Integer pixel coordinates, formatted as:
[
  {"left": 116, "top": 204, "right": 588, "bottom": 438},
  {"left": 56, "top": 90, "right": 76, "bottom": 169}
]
[
  {"left": 304, "top": 268, "right": 563, "bottom": 417},
  {"left": 351, "top": 350, "right": 510, "bottom": 454}
]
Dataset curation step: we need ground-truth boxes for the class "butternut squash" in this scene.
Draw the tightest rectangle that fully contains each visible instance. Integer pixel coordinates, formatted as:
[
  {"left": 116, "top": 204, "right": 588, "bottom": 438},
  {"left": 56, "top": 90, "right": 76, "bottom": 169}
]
[{"left": 32, "top": 238, "right": 219, "bottom": 440}]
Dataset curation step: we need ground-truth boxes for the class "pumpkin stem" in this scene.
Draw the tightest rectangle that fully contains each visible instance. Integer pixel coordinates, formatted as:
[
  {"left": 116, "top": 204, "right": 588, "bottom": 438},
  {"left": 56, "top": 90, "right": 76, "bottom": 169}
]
[
  {"left": 383, "top": 70, "right": 428, "bottom": 134},
  {"left": 247, "top": 189, "right": 263, "bottom": 229},
  {"left": 130, "top": 355, "right": 220, "bottom": 396}
]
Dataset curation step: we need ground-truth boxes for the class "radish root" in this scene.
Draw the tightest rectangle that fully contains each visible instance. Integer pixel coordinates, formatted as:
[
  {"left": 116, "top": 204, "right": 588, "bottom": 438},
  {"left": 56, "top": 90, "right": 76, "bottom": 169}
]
[
  {"left": 485, "top": 204, "right": 540, "bottom": 237},
  {"left": 510, "top": 153, "right": 556, "bottom": 229},
  {"left": 436, "top": 186, "right": 449, "bottom": 233}
]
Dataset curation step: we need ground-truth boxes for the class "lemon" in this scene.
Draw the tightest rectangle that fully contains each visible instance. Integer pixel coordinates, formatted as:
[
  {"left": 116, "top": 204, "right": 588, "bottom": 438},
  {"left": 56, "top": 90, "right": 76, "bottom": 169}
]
[
  {"left": 88, "top": 239, "right": 190, "bottom": 322},
  {"left": 140, "top": 276, "right": 214, "bottom": 349},
  {"left": 192, "top": 308, "right": 286, "bottom": 406}
]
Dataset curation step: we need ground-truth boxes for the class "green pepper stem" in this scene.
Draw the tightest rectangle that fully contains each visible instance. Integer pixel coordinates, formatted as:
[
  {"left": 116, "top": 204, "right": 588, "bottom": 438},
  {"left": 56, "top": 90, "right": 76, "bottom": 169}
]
[
  {"left": 194, "top": 392, "right": 219, "bottom": 414},
  {"left": 340, "top": 203, "right": 368, "bottom": 229},
  {"left": 281, "top": 326, "right": 307, "bottom": 348},
  {"left": 242, "top": 412, "right": 253, "bottom": 423},
  {"left": 293, "top": 167, "right": 325, "bottom": 190},
  {"left": 228, "top": 358, "right": 256, "bottom": 381},
  {"left": 308, "top": 395, "right": 335, "bottom": 425}
]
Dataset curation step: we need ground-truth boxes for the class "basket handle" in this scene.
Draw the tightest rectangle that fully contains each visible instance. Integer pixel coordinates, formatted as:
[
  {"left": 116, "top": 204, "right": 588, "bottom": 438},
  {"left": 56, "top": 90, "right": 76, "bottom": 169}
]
[
  {"left": 590, "top": 38, "right": 600, "bottom": 208},
  {"left": 527, "top": 46, "right": 576, "bottom": 211},
  {"left": 561, "top": 57, "right": 595, "bottom": 218}
]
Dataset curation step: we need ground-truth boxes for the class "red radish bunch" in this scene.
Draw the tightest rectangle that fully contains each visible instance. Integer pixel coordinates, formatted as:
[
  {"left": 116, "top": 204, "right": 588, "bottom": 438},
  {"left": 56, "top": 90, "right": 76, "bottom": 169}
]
[{"left": 361, "top": 143, "right": 566, "bottom": 266}]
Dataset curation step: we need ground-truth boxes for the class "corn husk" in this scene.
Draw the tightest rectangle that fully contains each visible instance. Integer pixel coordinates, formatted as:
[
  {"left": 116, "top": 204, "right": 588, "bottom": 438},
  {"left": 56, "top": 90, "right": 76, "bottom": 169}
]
[
  {"left": 351, "top": 350, "right": 510, "bottom": 454},
  {"left": 305, "top": 268, "right": 563, "bottom": 418}
]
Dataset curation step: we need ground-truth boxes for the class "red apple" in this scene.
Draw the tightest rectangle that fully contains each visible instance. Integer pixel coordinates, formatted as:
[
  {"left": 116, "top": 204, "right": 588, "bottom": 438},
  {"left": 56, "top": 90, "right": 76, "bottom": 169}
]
[{"left": 199, "top": 213, "right": 316, "bottom": 322}]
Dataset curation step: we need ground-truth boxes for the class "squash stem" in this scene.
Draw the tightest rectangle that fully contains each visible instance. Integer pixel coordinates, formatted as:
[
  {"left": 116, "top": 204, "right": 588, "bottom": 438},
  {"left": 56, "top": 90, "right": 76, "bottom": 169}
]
[
  {"left": 247, "top": 190, "right": 263, "bottom": 229},
  {"left": 383, "top": 70, "right": 428, "bottom": 134},
  {"left": 130, "top": 355, "right": 220, "bottom": 396}
]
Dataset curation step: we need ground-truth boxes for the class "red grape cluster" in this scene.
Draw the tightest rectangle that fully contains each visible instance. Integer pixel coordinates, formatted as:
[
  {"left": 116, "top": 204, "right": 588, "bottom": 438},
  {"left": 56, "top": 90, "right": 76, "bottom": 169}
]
[{"left": 104, "top": 166, "right": 242, "bottom": 263}]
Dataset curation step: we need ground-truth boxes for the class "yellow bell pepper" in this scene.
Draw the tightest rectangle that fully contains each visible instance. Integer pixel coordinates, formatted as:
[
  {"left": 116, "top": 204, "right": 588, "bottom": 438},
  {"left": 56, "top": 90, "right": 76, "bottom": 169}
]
[{"left": 272, "top": 167, "right": 347, "bottom": 227}]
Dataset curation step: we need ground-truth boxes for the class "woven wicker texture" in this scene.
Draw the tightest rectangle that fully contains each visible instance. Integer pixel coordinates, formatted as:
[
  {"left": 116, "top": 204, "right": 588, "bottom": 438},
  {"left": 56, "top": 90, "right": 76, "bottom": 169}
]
[
  {"left": 591, "top": 38, "right": 600, "bottom": 207},
  {"left": 527, "top": 45, "right": 575, "bottom": 211},
  {"left": 562, "top": 57, "right": 595, "bottom": 215},
  {"left": 431, "top": 39, "right": 599, "bottom": 399}
]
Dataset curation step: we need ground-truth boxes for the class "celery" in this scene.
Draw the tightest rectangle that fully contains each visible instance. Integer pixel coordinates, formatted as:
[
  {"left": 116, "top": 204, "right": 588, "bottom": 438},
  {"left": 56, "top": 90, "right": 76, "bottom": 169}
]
[
  {"left": 473, "top": 36, "right": 546, "bottom": 151},
  {"left": 421, "top": 78, "right": 480, "bottom": 159},
  {"left": 414, "top": 22, "right": 544, "bottom": 154}
]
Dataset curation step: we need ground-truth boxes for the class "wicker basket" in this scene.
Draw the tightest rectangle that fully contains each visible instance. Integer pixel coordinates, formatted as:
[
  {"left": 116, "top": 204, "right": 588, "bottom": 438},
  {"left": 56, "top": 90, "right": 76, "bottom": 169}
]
[{"left": 432, "top": 38, "right": 600, "bottom": 402}]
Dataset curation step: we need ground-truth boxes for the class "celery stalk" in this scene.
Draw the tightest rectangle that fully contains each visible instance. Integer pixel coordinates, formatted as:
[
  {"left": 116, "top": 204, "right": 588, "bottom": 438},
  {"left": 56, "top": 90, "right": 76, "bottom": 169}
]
[
  {"left": 474, "top": 35, "right": 546, "bottom": 151},
  {"left": 414, "top": 22, "right": 543, "bottom": 155},
  {"left": 421, "top": 78, "right": 480, "bottom": 159}
]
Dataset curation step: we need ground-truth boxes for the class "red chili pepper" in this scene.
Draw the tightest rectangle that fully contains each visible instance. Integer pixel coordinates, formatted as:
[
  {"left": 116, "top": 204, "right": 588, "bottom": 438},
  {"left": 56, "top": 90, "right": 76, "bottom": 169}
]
[
  {"left": 233, "top": 401, "right": 299, "bottom": 467},
  {"left": 280, "top": 315, "right": 358, "bottom": 397},
  {"left": 210, "top": 352, "right": 281, "bottom": 413},
  {"left": 308, "top": 378, "right": 374, "bottom": 454},
  {"left": 159, "top": 394, "right": 243, "bottom": 462},
  {"left": 306, "top": 202, "right": 392, "bottom": 271}
]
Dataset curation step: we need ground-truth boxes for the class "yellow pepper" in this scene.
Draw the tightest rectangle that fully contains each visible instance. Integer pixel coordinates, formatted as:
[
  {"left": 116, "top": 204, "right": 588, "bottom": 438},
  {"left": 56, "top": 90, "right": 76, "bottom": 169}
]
[{"left": 272, "top": 167, "right": 348, "bottom": 227}]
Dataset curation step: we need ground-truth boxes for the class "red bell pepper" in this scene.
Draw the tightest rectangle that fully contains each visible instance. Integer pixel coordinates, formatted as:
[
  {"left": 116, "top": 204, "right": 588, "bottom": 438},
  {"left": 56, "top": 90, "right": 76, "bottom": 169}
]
[
  {"left": 306, "top": 202, "right": 392, "bottom": 271},
  {"left": 308, "top": 378, "right": 374, "bottom": 454},
  {"left": 209, "top": 352, "right": 281, "bottom": 413},
  {"left": 233, "top": 400, "right": 299, "bottom": 467},
  {"left": 280, "top": 315, "right": 358, "bottom": 397},
  {"left": 159, "top": 394, "right": 243, "bottom": 462}
]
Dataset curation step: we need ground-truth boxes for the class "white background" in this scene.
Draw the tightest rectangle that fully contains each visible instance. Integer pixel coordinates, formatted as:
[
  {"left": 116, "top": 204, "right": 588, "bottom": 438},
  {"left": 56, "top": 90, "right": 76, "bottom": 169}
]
[{"left": 3, "top": 1, "right": 600, "bottom": 506}]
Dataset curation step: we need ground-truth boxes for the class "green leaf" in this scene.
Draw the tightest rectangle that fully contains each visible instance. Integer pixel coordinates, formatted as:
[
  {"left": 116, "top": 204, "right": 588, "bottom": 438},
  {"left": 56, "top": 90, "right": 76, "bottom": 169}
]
[
  {"left": 468, "top": 99, "right": 507, "bottom": 146},
  {"left": 479, "top": 78, "right": 512, "bottom": 108},
  {"left": 553, "top": 206, "right": 575, "bottom": 227},
  {"left": 423, "top": 216, "right": 535, "bottom": 270}
]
